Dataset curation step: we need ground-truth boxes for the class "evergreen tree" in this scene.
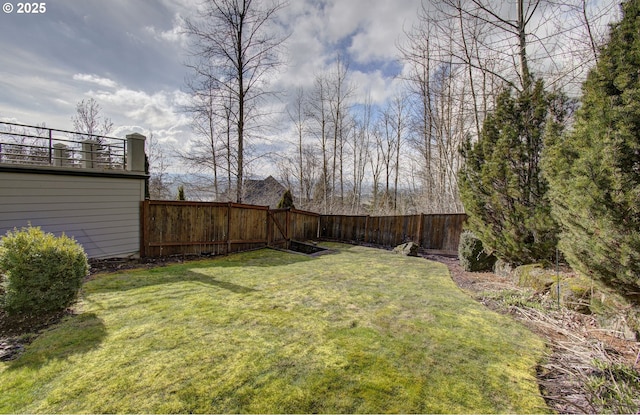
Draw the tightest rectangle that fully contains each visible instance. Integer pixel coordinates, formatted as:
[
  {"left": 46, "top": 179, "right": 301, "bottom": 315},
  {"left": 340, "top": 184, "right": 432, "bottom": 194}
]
[
  {"left": 544, "top": 0, "right": 640, "bottom": 301},
  {"left": 177, "top": 185, "right": 186, "bottom": 201},
  {"left": 277, "top": 189, "right": 295, "bottom": 209},
  {"left": 459, "top": 79, "right": 558, "bottom": 265}
]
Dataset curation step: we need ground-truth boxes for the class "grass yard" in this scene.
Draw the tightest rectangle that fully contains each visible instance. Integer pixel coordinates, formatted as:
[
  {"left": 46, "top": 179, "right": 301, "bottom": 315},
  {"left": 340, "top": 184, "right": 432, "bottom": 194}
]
[{"left": 0, "top": 243, "right": 548, "bottom": 413}]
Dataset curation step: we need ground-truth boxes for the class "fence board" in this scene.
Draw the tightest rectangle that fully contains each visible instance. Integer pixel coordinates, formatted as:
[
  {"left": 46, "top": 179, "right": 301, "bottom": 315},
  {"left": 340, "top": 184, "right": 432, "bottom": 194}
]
[
  {"left": 142, "top": 201, "right": 262, "bottom": 257},
  {"left": 289, "top": 209, "right": 320, "bottom": 241},
  {"left": 420, "top": 214, "right": 467, "bottom": 253},
  {"left": 268, "top": 209, "right": 289, "bottom": 248}
]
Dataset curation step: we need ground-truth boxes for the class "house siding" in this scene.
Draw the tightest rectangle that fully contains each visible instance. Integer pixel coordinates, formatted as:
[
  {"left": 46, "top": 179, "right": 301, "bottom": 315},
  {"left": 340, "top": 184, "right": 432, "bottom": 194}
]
[{"left": 0, "top": 168, "right": 146, "bottom": 258}]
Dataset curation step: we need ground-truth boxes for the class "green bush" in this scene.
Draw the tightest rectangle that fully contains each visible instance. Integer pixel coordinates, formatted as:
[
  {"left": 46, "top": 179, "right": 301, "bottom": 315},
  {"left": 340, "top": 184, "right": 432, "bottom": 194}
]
[
  {"left": 543, "top": 0, "right": 640, "bottom": 302},
  {"left": 458, "top": 80, "right": 560, "bottom": 266},
  {"left": 0, "top": 226, "right": 89, "bottom": 315},
  {"left": 458, "top": 231, "right": 497, "bottom": 272}
]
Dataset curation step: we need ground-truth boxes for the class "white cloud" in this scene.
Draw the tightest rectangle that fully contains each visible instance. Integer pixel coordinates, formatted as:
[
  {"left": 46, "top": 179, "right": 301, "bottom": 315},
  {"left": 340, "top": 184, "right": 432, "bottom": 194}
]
[
  {"left": 53, "top": 98, "right": 72, "bottom": 107},
  {"left": 73, "top": 74, "right": 118, "bottom": 89},
  {"left": 274, "top": 0, "right": 421, "bottom": 97},
  {"left": 346, "top": 0, "right": 419, "bottom": 64},
  {"left": 88, "top": 87, "right": 191, "bottom": 131},
  {"left": 350, "top": 69, "right": 402, "bottom": 105},
  {"left": 322, "top": 0, "right": 420, "bottom": 61},
  {"left": 144, "top": 13, "right": 189, "bottom": 47}
]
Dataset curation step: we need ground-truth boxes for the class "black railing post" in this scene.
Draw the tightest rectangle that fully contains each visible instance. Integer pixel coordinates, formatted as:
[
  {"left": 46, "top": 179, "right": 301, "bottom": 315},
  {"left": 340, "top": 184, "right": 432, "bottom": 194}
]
[{"left": 48, "top": 128, "right": 53, "bottom": 165}]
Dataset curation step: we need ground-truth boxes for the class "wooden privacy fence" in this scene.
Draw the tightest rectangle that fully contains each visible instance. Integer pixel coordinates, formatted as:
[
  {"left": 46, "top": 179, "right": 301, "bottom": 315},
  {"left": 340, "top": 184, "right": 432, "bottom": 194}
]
[
  {"left": 319, "top": 213, "right": 467, "bottom": 255},
  {"left": 140, "top": 200, "right": 319, "bottom": 257},
  {"left": 141, "top": 200, "right": 466, "bottom": 257}
]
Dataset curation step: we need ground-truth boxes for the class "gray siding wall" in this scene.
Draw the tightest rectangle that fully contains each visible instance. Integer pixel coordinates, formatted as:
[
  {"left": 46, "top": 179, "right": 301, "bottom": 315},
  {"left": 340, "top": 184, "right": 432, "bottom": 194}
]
[{"left": 0, "top": 167, "right": 146, "bottom": 258}]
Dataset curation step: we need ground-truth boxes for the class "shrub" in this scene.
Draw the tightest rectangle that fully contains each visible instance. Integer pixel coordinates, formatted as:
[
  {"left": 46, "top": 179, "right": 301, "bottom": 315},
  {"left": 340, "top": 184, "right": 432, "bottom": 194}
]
[
  {"left": 543, "top": 0, "right": 640, "bottom": 303},
  {"left": 458, "top": 231, "right": 497, "bottom": 272},
  {"left": 458, "top": 80, "right": 561, "bottom": 266},
  {"left": 0, "top": 226, "right": 89, "bottom": 315}
]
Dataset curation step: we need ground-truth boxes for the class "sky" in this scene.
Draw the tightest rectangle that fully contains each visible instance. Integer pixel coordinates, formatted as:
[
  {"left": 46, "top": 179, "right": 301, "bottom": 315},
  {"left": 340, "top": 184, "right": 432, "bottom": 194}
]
[{"left": 0, "top": 0, "right": 424, "bottom": 175}]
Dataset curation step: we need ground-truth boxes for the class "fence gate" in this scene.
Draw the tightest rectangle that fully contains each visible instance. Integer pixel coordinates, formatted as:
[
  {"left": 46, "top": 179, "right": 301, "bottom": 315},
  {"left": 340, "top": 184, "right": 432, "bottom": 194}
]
[{"left": 267, "top": 209, "right": 289, "bottom": 249}]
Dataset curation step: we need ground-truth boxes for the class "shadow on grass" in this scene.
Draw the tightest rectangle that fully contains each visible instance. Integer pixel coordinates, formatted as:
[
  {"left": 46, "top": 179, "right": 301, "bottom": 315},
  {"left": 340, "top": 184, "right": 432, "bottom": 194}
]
[
  {"left": 183, "top": 271, "right": 259, "bottom": 294},
  {"left": 7, "top": 312, "right": 106, "bottom": 371},
  {"left": 85, "top": 248, "right": 315, "bottom": 294}
]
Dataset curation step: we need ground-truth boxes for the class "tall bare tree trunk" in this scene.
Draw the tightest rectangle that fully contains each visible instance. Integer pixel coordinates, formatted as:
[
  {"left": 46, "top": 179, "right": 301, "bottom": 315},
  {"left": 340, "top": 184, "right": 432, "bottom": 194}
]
[{"left": 184, "top": 0, "right": 287, "bottom": 203}]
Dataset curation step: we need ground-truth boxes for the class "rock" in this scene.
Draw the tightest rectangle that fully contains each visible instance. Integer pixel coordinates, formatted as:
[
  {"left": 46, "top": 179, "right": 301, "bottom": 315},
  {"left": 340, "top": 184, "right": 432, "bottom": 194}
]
[
  {"left": 458, "top": 231, "right": 497, "bottom": 272},
  {"left": 550, "top": 276, "right": 592, "bottom": 314},
  {"left": 0, "top": 340, "right": 25, "bottom": 361},
  {"left": 393, "top": 242, "right": 419, "bottom": 257},
  {"left": 514, "top": 264, "right": 556, "bottom": 292},
  {"left": 494, "top": 259, "right": 513, "bottom": 278}
]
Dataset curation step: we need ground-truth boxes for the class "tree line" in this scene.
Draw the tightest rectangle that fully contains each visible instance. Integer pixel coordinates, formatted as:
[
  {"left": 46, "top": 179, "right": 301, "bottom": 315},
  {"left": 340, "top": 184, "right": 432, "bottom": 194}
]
[{"left": 161, "top": 0, "right": 617, "bottom": 217}]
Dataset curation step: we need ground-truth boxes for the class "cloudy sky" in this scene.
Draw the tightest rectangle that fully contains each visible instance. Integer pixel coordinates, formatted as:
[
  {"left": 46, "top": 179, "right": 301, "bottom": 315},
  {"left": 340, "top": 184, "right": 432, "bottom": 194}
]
[{"left": 0, "top": 0, "right": 423, "bottom": 172}]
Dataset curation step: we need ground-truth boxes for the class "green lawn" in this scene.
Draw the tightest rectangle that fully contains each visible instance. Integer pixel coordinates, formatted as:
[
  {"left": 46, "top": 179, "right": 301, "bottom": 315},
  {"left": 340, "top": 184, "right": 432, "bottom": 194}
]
[{"left": 0, "top": 243, "right": 548, "bottom": 413}]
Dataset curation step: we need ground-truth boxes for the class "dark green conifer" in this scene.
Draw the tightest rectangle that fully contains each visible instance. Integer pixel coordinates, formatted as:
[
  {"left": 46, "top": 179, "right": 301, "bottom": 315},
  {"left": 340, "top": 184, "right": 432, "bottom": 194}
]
[
  {"left": 459, "top": 79, "right": 558, "bottom": 265},
  {"left": 277, "top": 189, "right": 295, "bottom": 209},
  {"left": 544, "top": 0, "right": 640, "bottom": 301},
  {"left": 177, "top": 185, "right": 186, "bottom": 201}
]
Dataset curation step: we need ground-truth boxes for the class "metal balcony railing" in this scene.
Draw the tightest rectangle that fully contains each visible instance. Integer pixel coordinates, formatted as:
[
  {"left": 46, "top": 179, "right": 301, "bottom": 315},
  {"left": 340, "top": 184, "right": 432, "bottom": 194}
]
[{"left": 0, "top": 121, "right": 127, "bottom": 170}]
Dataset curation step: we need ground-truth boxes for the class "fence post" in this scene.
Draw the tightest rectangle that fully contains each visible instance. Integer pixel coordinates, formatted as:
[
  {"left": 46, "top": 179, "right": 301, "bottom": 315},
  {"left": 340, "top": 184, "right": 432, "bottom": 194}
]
[
  {"left": 227, "top": 202, "right": 232, "bottom": 254},
  {"left": 286, "top": 208, "right": 291, "bottom": 249},
  {"left": 417, "top": 213, "right": 425, "bottom": 248},
  {"left": 126, "top": 133, "right": 146, "bottom": 172},
  {"left": 267, "top": 209, "right": 272, "bottom": 247},
  {"left": 364, "top": 215, "right": 369, "bottom": 243},
  {"left": 48, "top": 129, "right": 53, "bottom": 165}
]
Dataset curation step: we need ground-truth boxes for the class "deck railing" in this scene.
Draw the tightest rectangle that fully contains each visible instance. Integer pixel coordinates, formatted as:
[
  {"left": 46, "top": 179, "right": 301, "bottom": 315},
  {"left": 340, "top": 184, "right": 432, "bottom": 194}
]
[{"left": 0, "top": 121, "right": 128, "bottom": 170}]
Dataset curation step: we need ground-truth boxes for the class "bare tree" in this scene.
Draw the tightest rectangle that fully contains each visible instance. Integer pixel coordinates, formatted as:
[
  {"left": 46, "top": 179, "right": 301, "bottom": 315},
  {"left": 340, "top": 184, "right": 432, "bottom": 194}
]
[
  {"left": 377, "top": 104, "right": 395, "bottom": 211},
  {"left": 184, "top": 0, "right": 288, "bottom": 203},
  {"left": 389, "top": 93, "right": 408, "bottom": 213},
  {"left": 369, "top": 121, "right": 384, "bottom": 212},
  {"left": 146, "top": 131, "right": 172, "bottom": 200},
  {"left": 327, "top": 55, "right": 354, "bottom": 210},
  {"left": 307, "top": 73, "right": 332, "bottom": 213},
  {"left": 287, "top": 87, "right": 308, "bottom": 207},
  {"left": 72, "top": 98, "right": 116, "bottom": 167},
  {"left": 72, "top": 98, "right": 113, "bottom": 142},
  {"left": 347, "top": 97, "right": 373, "bottom": 214},
  {"left": 401, "top": 21, "right": 469, "bottom": 213}
]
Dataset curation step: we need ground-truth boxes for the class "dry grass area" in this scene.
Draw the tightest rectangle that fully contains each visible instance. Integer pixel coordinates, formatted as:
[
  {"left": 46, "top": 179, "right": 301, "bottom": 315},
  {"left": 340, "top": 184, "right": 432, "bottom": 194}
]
[{"left": 428, "top": 254, "right": 640, "bottom": 414}]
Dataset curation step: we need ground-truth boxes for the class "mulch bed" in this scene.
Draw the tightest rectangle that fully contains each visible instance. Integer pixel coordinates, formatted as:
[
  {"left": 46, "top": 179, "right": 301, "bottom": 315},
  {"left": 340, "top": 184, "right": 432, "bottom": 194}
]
[{"left": 0, "top": 308, "right": 72, "bottom": 361}]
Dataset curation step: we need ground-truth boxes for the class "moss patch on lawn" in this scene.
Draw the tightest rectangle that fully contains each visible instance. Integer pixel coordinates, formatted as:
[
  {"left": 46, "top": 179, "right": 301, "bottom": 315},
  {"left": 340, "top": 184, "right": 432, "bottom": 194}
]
[{"left": 0, "top": 244, "right": 547, "bottom": 413}]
